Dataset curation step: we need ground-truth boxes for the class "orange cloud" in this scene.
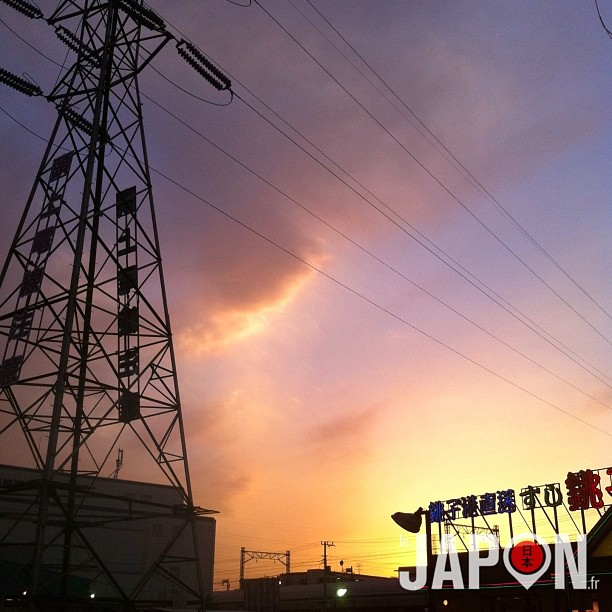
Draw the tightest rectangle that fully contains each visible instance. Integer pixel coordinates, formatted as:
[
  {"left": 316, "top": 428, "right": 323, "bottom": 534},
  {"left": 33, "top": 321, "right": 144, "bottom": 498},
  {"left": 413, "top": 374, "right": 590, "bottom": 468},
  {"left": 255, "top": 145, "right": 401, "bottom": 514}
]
[
  {"left": 177, "top": 264, "right": 315, "bottom": 354},
  {"left": 169, "top": 209, "right": 327, "bottom": 355}
]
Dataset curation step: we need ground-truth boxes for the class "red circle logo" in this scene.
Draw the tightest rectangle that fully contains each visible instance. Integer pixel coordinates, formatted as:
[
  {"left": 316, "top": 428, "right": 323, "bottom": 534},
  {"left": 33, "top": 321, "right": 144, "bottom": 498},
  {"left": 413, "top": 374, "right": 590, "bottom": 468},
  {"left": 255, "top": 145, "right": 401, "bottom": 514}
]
[{"left": 509, "top": 539, "right": 545, "bottom": 574}]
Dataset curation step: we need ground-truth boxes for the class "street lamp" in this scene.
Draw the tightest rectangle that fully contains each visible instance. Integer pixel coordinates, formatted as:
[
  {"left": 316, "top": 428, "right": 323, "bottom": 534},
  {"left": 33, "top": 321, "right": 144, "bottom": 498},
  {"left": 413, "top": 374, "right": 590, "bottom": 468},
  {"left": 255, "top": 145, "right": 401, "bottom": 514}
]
[
  {"left": 392, "top": 507, "right": 435, "bottom": 611},
  {"left": 392, "top": 508, "right": 425, "bottom": 533}
]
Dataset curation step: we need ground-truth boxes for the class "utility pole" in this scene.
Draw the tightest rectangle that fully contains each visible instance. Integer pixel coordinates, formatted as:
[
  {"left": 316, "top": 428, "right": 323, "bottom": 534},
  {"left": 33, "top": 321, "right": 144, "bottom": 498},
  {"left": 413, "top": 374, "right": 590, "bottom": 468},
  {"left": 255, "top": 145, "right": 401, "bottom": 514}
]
[
  {"left": 0, "top": 0, "right": 231, "bottom": 606},
  {"left": 321, "top": 540, "right": 334, "bottom": 609}
]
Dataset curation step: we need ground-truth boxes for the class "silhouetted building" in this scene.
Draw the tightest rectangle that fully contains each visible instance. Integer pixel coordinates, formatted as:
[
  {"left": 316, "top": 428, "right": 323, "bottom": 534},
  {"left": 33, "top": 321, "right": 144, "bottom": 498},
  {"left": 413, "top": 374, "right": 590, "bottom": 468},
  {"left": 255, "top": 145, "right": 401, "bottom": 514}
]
[
  {"left": 0, "top": 463, "right": 216, "bottom": 606},
  {"left": 211, "top": 570, "right": 426, "bottom": 611}
]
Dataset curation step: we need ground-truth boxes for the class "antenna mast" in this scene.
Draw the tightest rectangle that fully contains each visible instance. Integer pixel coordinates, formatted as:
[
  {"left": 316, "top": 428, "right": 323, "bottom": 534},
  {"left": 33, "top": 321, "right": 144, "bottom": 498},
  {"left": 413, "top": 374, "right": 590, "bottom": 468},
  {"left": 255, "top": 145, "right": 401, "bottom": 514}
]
[{"left": 112, "top": 448, "right": 124, "bottom": 479}]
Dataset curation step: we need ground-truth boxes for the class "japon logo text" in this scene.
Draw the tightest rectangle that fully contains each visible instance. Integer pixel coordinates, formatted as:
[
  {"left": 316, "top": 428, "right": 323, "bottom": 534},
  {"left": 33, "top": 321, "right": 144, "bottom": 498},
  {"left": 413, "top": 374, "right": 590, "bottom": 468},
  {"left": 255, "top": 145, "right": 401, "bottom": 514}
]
[{"left": 398, "top": 533, "right": 586, "bottom": 591}]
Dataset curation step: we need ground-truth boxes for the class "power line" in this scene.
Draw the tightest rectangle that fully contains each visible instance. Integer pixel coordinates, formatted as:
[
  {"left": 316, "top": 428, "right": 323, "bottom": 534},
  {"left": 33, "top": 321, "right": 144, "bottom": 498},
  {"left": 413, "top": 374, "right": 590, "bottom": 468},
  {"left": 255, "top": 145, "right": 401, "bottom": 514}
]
[
  {"left": 2, "top": 15, "right": 610, "bottom": 434},
  {"left": 141, "top": 92, "right": 611, "bottom": 409},
  {"left": 0, "top": 0, "right": 215, "bottom": 603},
  {"left": 0, "top": 16, "right": 64, "bottom": 68},
  {"left": 162, "top": 16, "right": 612, "bottom": 387},
  {"left": 300, "top": 0, "right": 612, "bottom": 322},
  {"left": 595, "top": 0, "right": 612, "bottom": 39},
  {"left": 8, "top": 0, "right": 605, "bottom": 394},
  {"left": 224, "top": 0, "right": 253, "bottom": 7},
  {"left": 253, "top": 0, "right": 612, "bottom": 346},
  {"left": 2, "top": 79, "right": 610, "bottom": 428},
  {"left": 0, "top": 104, "right": 50, "bottom": 143},
  {"left": 143, "top": 158, "right": 611, "bottom": 439},
  {"left": 150, "top": 64, "right": 234, "bottom": 106},
  {"left": 145, "top": 0, "right": 612, "bottom": 383},
  {"left": 229, "top": 91, "right": 612, "bottom": 387},
  {"left": 4, "top": 3, "right": 608, "bottom": 584}
]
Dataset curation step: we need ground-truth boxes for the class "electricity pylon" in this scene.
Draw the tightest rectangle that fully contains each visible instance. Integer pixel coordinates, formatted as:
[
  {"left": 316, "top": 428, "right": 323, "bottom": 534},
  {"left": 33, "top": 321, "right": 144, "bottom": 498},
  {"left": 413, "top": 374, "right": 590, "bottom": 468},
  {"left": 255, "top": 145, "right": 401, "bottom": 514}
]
[{"left": 0, "top": 0, "right": 230, "bottom": 607}]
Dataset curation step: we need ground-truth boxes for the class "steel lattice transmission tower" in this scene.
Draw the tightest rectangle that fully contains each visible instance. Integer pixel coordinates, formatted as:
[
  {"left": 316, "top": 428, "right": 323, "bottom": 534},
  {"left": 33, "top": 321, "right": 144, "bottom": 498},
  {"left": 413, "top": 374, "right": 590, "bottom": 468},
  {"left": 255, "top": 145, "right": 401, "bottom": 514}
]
[{"left": 0, "top": 0, "right": 230, "bottom": 606}]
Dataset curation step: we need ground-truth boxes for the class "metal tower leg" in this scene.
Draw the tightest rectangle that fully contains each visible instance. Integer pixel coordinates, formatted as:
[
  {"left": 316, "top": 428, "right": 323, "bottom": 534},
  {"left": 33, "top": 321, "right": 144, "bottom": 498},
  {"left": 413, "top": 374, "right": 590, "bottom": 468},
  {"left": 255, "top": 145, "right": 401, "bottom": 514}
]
[{"left": 0, "top": 1, "right": 215, "bottom": 607}]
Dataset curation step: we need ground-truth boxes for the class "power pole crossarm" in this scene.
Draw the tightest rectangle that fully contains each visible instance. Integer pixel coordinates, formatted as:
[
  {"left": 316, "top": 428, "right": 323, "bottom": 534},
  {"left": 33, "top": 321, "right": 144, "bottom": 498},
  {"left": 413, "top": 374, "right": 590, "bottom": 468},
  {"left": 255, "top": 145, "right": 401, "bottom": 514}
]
[{"left": 240, "top": 547, "right": 291, "bottom": 585}]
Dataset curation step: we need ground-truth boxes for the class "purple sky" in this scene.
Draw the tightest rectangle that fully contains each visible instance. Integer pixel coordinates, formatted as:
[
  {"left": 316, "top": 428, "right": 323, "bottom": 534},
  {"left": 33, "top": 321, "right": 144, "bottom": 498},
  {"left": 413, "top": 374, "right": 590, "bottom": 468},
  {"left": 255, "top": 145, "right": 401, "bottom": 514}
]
[{"left": 1, "top": 0, "right": 611, "bottom": 585}]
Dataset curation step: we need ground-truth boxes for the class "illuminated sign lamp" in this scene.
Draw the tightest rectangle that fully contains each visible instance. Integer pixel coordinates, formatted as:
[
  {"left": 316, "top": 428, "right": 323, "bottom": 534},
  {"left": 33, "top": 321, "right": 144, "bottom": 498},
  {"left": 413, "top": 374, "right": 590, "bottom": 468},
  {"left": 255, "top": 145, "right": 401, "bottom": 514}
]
[{"left": 391, "top": 508, "right": 424, "bottom": 533}]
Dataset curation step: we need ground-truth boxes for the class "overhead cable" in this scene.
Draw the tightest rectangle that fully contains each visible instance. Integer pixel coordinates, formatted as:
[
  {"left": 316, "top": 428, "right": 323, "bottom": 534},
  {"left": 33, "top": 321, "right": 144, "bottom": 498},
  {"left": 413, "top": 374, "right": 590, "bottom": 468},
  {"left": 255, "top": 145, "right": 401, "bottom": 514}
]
[
  {"left": 142, "top": 91, "right": 611, "bottom": 408},
  {"left": 143, "top": 160, "right": 612, "bottom": 439},
  {"left": 3, "top": 19, "right": 609, "bottom": 390},
  {"left": 300, "top": 0, "right": 612, "bottom": 321},
  {"left": 254, "top": 0, "right": 612, "bottom": 346}
]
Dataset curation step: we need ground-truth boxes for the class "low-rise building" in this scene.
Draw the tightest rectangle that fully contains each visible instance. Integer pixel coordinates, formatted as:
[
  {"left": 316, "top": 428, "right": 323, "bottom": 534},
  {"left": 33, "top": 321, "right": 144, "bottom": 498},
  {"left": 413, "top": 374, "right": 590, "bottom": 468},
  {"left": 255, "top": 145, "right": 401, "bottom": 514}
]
[{"left": 0, "top": 463, "right": 216, "bottom": 607}]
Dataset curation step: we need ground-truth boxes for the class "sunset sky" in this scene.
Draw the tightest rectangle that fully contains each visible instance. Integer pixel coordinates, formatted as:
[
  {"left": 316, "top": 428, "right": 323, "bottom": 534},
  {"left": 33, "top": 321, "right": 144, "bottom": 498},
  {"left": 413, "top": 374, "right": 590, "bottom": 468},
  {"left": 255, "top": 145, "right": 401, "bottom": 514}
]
[{"left": 1, "top": 0, "right": 611, "bottom": 587}]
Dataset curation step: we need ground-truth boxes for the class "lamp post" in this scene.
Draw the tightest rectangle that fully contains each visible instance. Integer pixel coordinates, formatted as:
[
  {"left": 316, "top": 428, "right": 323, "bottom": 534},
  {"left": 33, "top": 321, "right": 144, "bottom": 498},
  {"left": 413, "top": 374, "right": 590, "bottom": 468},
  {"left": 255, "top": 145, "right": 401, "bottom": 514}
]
[{"left": 392, "top": 507, "right": 435, "bottom": 611}]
